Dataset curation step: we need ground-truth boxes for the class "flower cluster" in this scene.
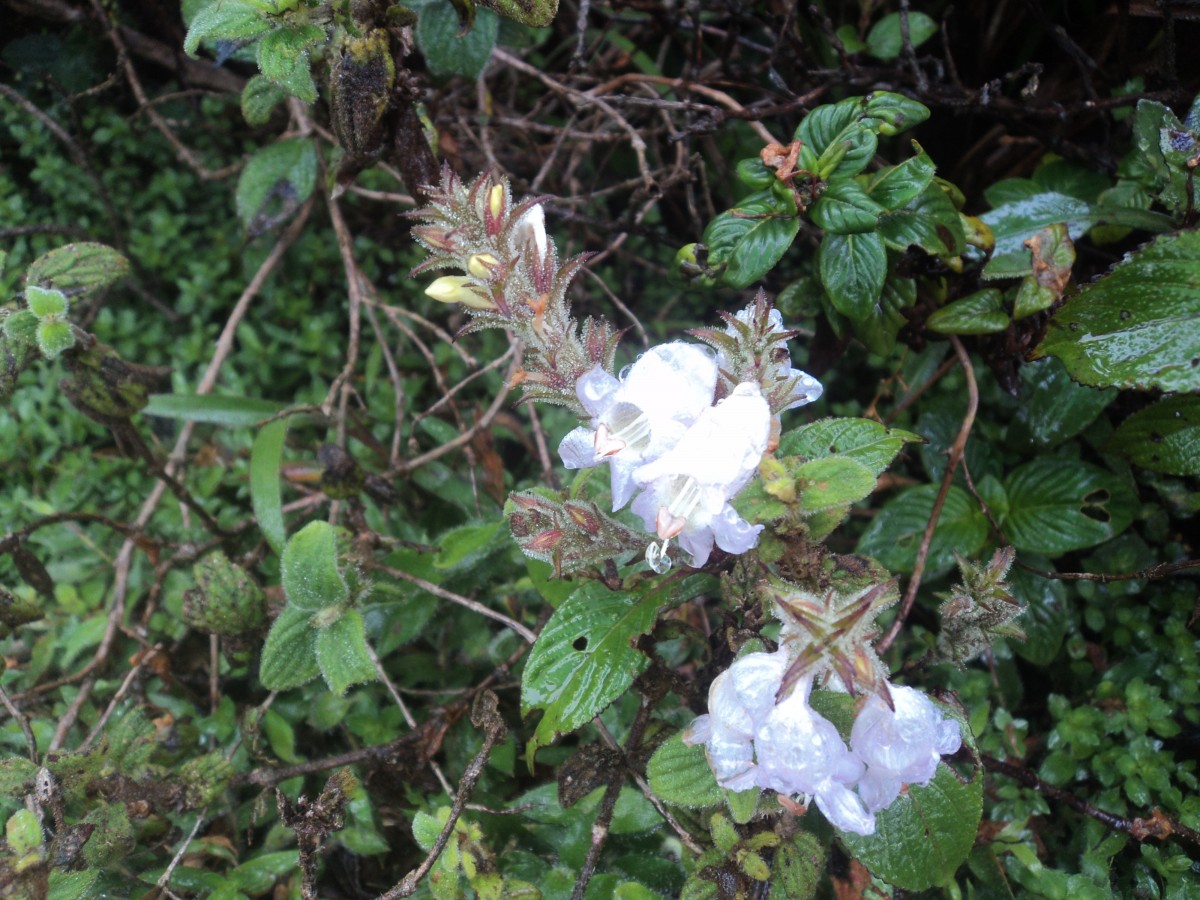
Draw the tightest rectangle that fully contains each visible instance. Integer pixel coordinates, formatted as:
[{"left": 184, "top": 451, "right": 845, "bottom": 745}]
[
  {"left": 685, "top": 649, "right": 962, "bottom": 836},
  {"left": 556, "top": 302, "right": 822, "bottom": 571}
]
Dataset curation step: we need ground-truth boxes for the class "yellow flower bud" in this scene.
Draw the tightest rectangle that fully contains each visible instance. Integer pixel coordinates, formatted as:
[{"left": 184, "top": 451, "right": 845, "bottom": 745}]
[
  {"left": 424, "top": 276, "right": 498, "bottom": 311},
  {"left": 467, "top": 253, "right": 500, "bottom": 279},
  {"left": 487, "top": 184, "right": 505, "bottom": 220}
]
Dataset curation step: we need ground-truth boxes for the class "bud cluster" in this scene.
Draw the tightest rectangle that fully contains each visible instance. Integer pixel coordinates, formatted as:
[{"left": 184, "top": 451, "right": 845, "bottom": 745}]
[
  {"left": 411, "top": 170, "right": 620, "bottom": 414},
  {"left": 506, "top": 490, "right": 644, "bottom": 576}
]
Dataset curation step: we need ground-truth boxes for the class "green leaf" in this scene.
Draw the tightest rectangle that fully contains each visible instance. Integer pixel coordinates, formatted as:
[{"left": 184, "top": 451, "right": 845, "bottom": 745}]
[
  {"left": 36, "top": 320, "right": 75, "bottom": 359},
  {"left": 231, "top": 851, "right": 300, "bottom": 893},
  {"left": 235, "top": 137, "right": 317, "bottom": 232},
  {"left": 26, "top": 242, "right": 129, "bottom": 295},
  {"left": 735, "top": 158, "right": 773, "bottom": 190},
  {"left": 241, "top": 74, "right": 290, "bottom": 125},
  {"left": 814, "top": 124, "right": 878, "bottom": 180},
  {"left": 1012, "top": 223, "right": 1075, "bottom": 319},
  {"left": 476, "top": 0, "right": 557, "bottom": 26},
  {"left": 184, "top": 0, "right": 272, "bottom": 56},
  {"left": 859, "top": 91, "right": 931, "bottom": 136},
  {"left": 877, "top": 182, "right": 965, "bottom": 257},
  {"left": 25, "top": 285, "right": 68, "bottom": 318},
  {"left": 415, "top": 2, "right": 499, "bottom": 80},
  {"left": 927, "top": 289, "right": 1009, "bottom": 335},
  {"left": 645, "top": 731, "right": 723, "bottom": 808},
  {"left": 778, "top": 417, "right": 921, "bottom": 476},
  {"left": 257, "top": 26, "right": 324, "bottom": 103},
  {"left": 703, "top": 191, "right": 799, "bottom": 289},
  {"left": 522, "top": 577, "right": 713, "bottom": 757},
  {"left": 852, "top": 276, "right": 916, "bottom": 357},
  {"left": 315, "top": 609, "right": 377, "bottom": 694},
  {"left": 259, "top": 605, "right": 320, "bottom": 691},
  {"left": 250, "top": 418, "right": 288, "bottom": 555},
  {"left": 2, "top": 309, "right": 38, "bottom": 344},
  {"left": 818, "top": 231, "right": 886, "bottom": 321},
  {"left": 1008, "top": 557, "right": 1069, "bottom": 666},
  {"left": 999, "top": 460, "right": 1136, "bottom": 555},
  {"left": 435, "top": 520, "right": 503, "bottom": 570},
  {"left": 980, "top": 191, "right": 1095, "bottom": 280},
  {"left": 856, "top": 485, "right": 988, "bottom": 578},
  {"left": 839, "top": 744, "right": 981, "bottom": 889},
  {"left": 795, "top": 457, "right": 877, "bottom": 511},
  {"left": 796, "top": 100, "right": 861, "bottom": 157},
  {"left": 281, "top": 521, "right": 349, "bottom": 612},
  {"left": 866, "top": 146, "right": 936, "bottom": 210},
  {"left": 1107, "top": 395, "right": 1200, "bottom": 476},
  {"left": 145, "top": 393, "right": 288, "bottom": 427},
  {"left": 1006, "top": 358, "right": 1113, "bottom": 449},
  {"left": 1034, "top": 231, "right": 1200, "bottom": 392},
  {"left": 810, "top": 180, "right": 884, "bottom": 234},
  {"left": 865, "top": 11, "right": 938, "bottom": 60},
  {"left": 6, "top": 809, "right": 43, "bottom": 857}
]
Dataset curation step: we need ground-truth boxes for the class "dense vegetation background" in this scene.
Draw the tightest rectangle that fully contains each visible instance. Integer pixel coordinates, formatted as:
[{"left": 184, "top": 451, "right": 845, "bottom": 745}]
[{"left": 1, "top": 0, "right": 1199, "bottom": 896}]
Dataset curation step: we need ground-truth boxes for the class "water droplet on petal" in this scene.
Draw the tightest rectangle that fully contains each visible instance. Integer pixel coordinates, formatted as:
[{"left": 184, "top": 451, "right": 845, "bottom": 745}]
[
  {"left": 618, "top": 364, "right": 633, "bottom": 381},
  {"left": 646, "top": 541, "right": 673, "bottom": 574}
]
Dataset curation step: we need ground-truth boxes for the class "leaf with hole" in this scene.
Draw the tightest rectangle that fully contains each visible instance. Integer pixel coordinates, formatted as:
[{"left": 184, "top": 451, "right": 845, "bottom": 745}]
[
  {"left": 999, "top": 460, "right": 1135, "bottom": 555},
  {"left": 1107, "top": 395, "right": 1200, "bottom": 476},
  {"left": 856, "top": 485, "right": 988, "bottom": 578},
  {"left": 235, "top": 138, "right": 317, "bottom": 233}
]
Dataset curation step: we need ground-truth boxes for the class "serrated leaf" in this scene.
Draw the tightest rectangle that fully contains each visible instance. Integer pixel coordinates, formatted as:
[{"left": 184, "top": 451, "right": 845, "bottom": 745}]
[
  {"left": 415, "top": 2, "right": 499, "bottom": 80},
  {"left": 241, "top": 74, "right": 290, "bottom": 125},
  {"left": 839, "top": 744, "right": 981, "bottom": 889},
  {"left": 250, "top": 417, "right": 288, "bottom": 554},
  {"left": 522, "top": 577, "right": 713, "bottom": 756},
  {"left": 646, "top": 732, "right": 723, "bottom": 808},
  {"left": 778, "top": 417, "right": 920, "bottom": 475},
  {"left": 999, "top": 460, "right": 1135, "bottom": 555},
  {"left": 927, "top": 289, "right": 1009, "bottom": 335},
  {"left": 856, "top": 485, "right": 988, "bottom": 578},
  {"left": 36, "top": 320, "right": 74, "bottom": 359},
  {"left": 704, "top": 191, "right": 799, "bottom": 289},
  {"left": 878, "top": 182, "right": 964, "bottom": 257},
  {"left": 865, "top": 10, "right": 937, "bottom": 60},
  {"left": 1007, "top": 358, "right": 1113, "bottom": 449},
  {"left": 184, "top": 0, "right": 272, "bottom": 56},
  {"left": 1034, "top": 230, "right": 1200, "bottom": 392},
  {"left": 810, "top": 180, "right": 884, "bottom": 234},
  {"left": 259, "top": 605, "right": 320, "bottom": 691},
  {"left": 867, "top": 146, "right": 936, "bottom": 210},
  {"left": 145, "top": 392, "right": 288, "bottom": 427},
  {"left": 257, "top": 26, "right": 323, "bottom": 102},
  {"left": 25, "top": 285, "right": 68, "bottom": 318},
  {"left": 315, "top": 609, "right": 377, "bottom": 694},
  {"left": 235, "top": 137, "right": 317, "bottom": 232},
  {"left": 818, "top": 231, "right": 886, "bottom": 321},
  {"left": 281, "top": 521, "right": 349, "bottom": 612},
  {"left": 795, "top": 456, "right": 877, "bottom": 511},
  {"left": 1107, "top": 395, "right": 1200, "bottom": 476},
  {"left": 26, "top": 242, "right": 129, "bottom": 296}
]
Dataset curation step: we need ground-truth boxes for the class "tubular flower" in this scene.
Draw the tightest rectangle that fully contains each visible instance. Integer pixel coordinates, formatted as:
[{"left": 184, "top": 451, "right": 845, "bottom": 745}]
[
  {"left": 631, "top": 381, "right": 770, "bottom": 569},
  {"left": 557, "top": 342, "right": 718, "bottom": 510},
  {"left": 850, "top": 685, "right": 963, "bottom": 813}
]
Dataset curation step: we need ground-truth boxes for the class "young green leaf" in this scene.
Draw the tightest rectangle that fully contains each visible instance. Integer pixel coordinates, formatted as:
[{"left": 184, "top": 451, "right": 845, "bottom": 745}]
[
  {"left": 645, "top": 732, "right": 723, "bottom": 808},
  {"left": 235, "top": 137, "right": 317, "bottom": 232},
  {"left": 795, "top": 457, "right": 877, "bottom": 511},
  {"left": 184, "top": 0, "right": 272, "bottom": 56},
  {"left": 867, "top": 146, "right": 936, "bottom": 210},
  {"left": 315, "top": 609, "right": 377, "bottom": 695},
  {"left": 778, "top": 417, "right": 921, "bottom": 477},
  {"left": 257, "top": 26, "right": 324, "bottom": 103},
  {"left": 36, "top": 320, "right": 75, "bottom": 359},
  {"left": 250, "top": 418, "right": 289, "bottom": 555},
  {"left": 259, "top": 605, "right": 321, "bottom": 691},
  {"left": 927, "top": 289, "right": 1009, "bottom": 335},
  {"left": 281, "top": 521, "right": 349, "bottom": 612},
  {"left": 26, "top": 242, "right": 129, "bottom": 296},
  {"left": 241, "top": 74, "right": 291, "bottom": 125},
  {"left": 865, "top": 11, "right": 938, "bottom": 61},
  {"left": 25, "top": 285, "right": 68, "bottom": 318}
]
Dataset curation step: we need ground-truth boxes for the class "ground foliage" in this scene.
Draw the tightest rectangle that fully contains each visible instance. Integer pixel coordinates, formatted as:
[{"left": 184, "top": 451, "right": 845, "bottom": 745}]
[{"left": 1, "top": 0, "right": 1199, "bottom": 897}]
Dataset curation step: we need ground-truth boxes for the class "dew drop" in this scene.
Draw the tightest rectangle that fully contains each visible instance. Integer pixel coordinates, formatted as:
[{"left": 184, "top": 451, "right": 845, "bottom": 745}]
[
  {"left": 619, "top": 364, "right": 633, "bottom": 381},
  {"left": 645, "top": 541, "right": 673, "bottom": 574}
]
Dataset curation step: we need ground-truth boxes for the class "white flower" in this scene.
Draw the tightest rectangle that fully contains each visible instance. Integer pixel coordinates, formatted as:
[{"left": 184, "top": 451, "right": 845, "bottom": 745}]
[
  {"left": 850, "top": 685, "right": 963, "bottom": 813},
  {"left": 557, "top": 342, "right": 717, "bottom": 510},
  {"left": 511, "top": 203, "right": 548, "bottom": 263},
  {"left": 754, "top": 674, "right": 875, "bottom": 836},
  {"left": 684, "top": 650, "right": 789, "bottom": 791},
  {"left": 631, "top": 382, "right": 770, "bottom": 568},
  {"left": 727, "top": 305, "right": 823, "bottom": 410}
]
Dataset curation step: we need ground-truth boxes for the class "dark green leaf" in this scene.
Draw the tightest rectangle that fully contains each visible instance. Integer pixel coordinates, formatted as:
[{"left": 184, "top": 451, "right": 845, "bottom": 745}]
[
  {"left": 810, "top": 180, "right": 884, "bottom": 234},
  {"left": 1034, "top": 231, "right": 1200, "bottom": 392},
  {"left": 435, "top": 520, "right": 504, "bottom": 570},
  {"left": 927, "top": 289, "right": 1009, "bottom": 335},
  {"left": 877, "top": 183, "right": 964, "bottom": 257},
  {"left": 236, "top": 137, "right": 317, "bottom": 232},
  {"left": 999, "top": 460, "right": 1136, "bottom": 555},
  {"left": 250, "top": 418, "right": 288, "bottom": 555},
  {"left": 184, "top": 0, "right": 271, "bottom": 56},
  {"left": 415, "top": 2, "right": 499, "bottom": 80},
  {"left": 645, "top": 732, "right": 723, "bottom": 808},
  {"left": 867, "top": 146, "right": 936, "bottom": 210},
  {"left": 241, "top": 74, "right": 290, "bottom": 125},
  {"left": 1107, "top": 395, "right": 1200, "bottom": 475},
  {"left": 259, "top": 605, "right": 320, "bottom": 691},
  {"left": 1007, "top": 358, "right": 1113, "bottom": 449},
  {"left": 26, "top": 242, "right": 129, "bottom": 296},
  {"left": 796, "top": 100, "right": 861, "bottom": 156},
  {"left": 704, "top": 191, "right": 799, "bottom": 289},
  {"left": 818, "top": 231, "right": 886, "bottom": 321},
  {"left": 865, "top": 11, "right": 937, "bottom": 60},
  {"left": 145, "top": 393, "right": 287, "bottom": 427},
  {"left": 778, "top": 417, "right": 921, "bottom": 476},
  {"left": 315, "top": 609, "right": 377, "bottom": 694},
  {"left": 735, "top": 158, "right": 773, "bottom": 190},
  {"left": 859, "top": 91, "right": 930, "bottom": 136},
  {"left": 281, "top": 521, "right": 349, "bottom": 612},
  {"left": 814, "top": 125, "right": 878, "bottom": 180},
  {"left": 1008, "top": 557, "right": 1069, "bottom": 666},
  {"left": 257, "top": 26, "right": 323, "bottom": 102},
  {"left": 852, "top": 275, "right": 916, "bottom": 357},
  {"left": 980, "top": 192, "right": 1095, "bottom": 280},
  {"left": 856, "top": 485, "right": 988, "bottom": 578}
]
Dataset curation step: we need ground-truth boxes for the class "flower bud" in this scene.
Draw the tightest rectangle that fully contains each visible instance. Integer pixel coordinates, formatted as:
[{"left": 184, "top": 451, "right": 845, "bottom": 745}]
[
  {"left": 425, "top": 276, "right": 498, "bottom": 311},
  {"left": 183, "top": 553, "right": 266, "bottom": 637},
  {"left": 466, "top": 253, "right": 500, "bottom": 280}
]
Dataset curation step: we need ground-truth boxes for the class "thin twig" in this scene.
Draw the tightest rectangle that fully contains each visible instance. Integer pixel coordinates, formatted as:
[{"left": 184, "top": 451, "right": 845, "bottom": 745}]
[{"left": 0, "top": 684, "right": 38, "bottom": 762}]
